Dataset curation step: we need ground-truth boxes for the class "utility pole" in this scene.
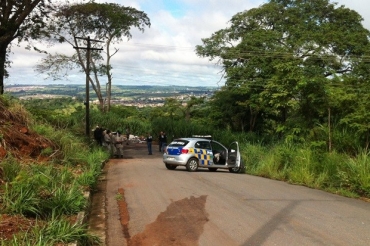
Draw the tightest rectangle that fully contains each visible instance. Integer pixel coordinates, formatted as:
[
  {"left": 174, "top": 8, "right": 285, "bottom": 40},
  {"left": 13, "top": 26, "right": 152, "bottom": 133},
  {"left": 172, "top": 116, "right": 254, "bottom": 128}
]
[{"left": 73, "top": 36, "right": 103, "bottom": 137}]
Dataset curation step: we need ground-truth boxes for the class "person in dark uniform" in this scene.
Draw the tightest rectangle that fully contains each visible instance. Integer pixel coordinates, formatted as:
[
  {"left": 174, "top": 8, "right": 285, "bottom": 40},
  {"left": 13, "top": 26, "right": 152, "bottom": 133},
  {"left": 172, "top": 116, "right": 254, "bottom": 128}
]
[
  {"left": 93, "top": 125, "right": 103, "bottom": 146},
  {"left": 158, "top": 131, "right": 162, "bottom": 152},
  {"left": 146, "top": 132, "right": 153, "bottom": 155},
  {"left": 159, "top": 131, "right": 167, "bottom": 153}
]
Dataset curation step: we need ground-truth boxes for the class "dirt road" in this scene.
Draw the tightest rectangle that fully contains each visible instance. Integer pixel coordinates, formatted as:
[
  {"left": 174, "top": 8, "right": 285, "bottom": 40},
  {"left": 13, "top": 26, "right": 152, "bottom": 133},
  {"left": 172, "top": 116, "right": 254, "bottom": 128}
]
[
  {"left": 87, "top": 142, "right": 370, "bottom": 246},
  {"left": 88, "top": 142, "right": 173, "bottom": 246}
]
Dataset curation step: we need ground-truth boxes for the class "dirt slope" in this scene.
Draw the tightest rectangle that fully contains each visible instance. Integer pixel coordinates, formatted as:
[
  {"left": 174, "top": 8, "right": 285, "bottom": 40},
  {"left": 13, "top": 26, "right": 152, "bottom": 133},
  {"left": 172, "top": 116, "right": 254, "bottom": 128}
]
[{"left": 0, "top": 101, "right": 55, "bottom": 240}]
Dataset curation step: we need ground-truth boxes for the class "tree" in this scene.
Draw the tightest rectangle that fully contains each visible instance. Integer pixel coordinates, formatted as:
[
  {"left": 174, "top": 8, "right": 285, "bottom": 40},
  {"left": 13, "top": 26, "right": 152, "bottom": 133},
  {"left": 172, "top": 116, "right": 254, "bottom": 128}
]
[
  {"left": 196, "top": 0, "right": 370, "bottom": 141},
  {"left": 163, "top": 98, "right": 183, "bottom": 121},
  {"left": 0, "top": 0, "right": 51, "bottom": 95},
  {"left": 36, "top": 1, "right": 150, "bottom": 111},
  {"left": 339, "top": 45, "right": 370, "bottom": 151},
  {"left": 184, "top": 96, "right": 204, "bottom": 121}
]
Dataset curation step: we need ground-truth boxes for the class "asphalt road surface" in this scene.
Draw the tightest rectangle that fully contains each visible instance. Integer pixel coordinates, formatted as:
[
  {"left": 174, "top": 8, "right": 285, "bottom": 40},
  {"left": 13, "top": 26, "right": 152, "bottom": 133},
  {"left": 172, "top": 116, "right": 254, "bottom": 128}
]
[{"left": 88, "top": 143, "right": 370, "bottom": 246}]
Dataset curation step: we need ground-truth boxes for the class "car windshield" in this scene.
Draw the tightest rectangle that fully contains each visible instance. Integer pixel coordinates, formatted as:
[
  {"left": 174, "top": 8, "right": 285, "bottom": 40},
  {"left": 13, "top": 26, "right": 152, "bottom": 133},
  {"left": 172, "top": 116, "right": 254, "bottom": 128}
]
[{"left": 169, "top": 140, "right": 189, "bottom": 147}]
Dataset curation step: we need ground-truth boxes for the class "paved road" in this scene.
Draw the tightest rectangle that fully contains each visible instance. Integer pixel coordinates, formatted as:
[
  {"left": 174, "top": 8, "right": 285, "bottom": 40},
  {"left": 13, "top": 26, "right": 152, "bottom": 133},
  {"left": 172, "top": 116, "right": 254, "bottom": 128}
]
[{"left": 88, "top": 143, "right": 370, "bottom": 246}]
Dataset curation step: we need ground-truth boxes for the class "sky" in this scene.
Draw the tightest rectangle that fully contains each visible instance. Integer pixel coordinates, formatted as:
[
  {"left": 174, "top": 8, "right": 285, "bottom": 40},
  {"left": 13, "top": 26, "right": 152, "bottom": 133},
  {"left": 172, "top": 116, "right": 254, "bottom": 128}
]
[{"left": 5, "top": 0, "right": 370, "bottom": 88}]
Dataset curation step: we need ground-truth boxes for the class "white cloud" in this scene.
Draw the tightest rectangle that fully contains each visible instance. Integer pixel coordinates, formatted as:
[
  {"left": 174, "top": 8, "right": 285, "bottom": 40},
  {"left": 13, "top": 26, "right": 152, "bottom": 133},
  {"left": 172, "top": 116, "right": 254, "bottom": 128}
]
[{"left": 5, "top": 0, "right": 370, "bottom": 88}]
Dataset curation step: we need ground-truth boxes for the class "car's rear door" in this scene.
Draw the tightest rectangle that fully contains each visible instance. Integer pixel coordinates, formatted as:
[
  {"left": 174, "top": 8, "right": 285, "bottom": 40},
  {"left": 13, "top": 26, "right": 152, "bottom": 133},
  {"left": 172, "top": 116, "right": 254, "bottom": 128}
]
[{"left": 193, "top": 140, "right": 213, "bottom": 166}]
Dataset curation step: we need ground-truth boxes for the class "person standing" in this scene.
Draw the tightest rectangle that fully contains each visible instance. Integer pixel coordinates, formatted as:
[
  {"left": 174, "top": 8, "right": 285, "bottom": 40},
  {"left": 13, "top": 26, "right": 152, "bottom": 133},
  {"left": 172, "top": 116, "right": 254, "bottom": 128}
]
[
  {"left": 146, "top": 132, "right": 153, "bottom": 155},
  {"left": 158, "top": 131, "right": 162, "bottom": 152},
  {"left": 93, "top": 125, "right": 103, "bottom": 146},
  {"left": 103, "top": 130, "right": 112, "bottom": 156},
  {"left": 114, "top": 131, "right": 124, "bottom": 158},
  {"left": 125, "top": 127, "right": 130, "bottom": 145},
  {"left": 159, "top": 131, "right": 167, "bottom": 153},
  {"left": 110, "top": 131, "right": 117, "bottom": 157}
]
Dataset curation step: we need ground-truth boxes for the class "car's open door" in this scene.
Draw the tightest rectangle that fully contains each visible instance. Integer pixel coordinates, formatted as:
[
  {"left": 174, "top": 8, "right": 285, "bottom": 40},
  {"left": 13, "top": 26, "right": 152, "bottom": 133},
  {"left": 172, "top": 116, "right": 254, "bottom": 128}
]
[{"left": 227, "top": 141, "right": 243, "bottom": 173}]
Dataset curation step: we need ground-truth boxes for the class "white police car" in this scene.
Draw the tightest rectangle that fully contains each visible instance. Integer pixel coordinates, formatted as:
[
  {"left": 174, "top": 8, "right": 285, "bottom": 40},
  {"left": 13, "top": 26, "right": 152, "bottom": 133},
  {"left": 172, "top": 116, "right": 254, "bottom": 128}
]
[{"left": 163, "top": 136, "right": 244, "bottom": 173}]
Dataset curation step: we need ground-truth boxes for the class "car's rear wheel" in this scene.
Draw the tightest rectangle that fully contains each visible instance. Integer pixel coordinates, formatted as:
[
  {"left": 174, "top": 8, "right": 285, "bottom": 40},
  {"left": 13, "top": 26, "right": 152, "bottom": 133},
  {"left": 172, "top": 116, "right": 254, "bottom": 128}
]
[
  {"left": 229, "top": 166, "right": 241, "bottom": 173},
  {"left": 165, "top": 164, "right": 177, "bottom": 170},
  {"left": 186, "top": 158, "right": 198, "bottom": 172},
  {"left": 229, "top": 160, "right": 245, "bottom": 173},
  {"left": 208, "top": 168, "right": 218, "bottom": 172}
]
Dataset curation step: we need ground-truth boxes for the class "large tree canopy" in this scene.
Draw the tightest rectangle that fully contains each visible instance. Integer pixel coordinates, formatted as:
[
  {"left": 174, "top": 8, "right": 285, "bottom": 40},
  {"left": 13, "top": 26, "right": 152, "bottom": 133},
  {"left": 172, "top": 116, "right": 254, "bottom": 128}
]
[
  {"left": 36, "top": 1, "right": 150, "bottom": 111},
  {"left": 196, "top": 0, "right": 370, "bottom": 144},
  {"left": 0, "top": 0, "right": 51, "bottom": 94}
]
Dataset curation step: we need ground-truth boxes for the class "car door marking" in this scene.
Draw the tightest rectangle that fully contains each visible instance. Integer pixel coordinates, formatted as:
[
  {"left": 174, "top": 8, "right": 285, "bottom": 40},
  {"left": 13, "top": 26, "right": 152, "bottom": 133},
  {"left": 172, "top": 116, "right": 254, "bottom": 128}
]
[{"left": 190, "top": 148, "right": 213, "bottom": 166}]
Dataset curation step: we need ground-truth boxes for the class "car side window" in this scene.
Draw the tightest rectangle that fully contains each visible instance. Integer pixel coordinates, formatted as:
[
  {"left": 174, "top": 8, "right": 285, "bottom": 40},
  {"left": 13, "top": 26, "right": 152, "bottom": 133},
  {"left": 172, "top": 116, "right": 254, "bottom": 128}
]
[
  {"left": 195, "top": 141, "right": 211, "bottom": 150},
  {"left": 211, "top": 141, "right": 225, "bottom": 153}
]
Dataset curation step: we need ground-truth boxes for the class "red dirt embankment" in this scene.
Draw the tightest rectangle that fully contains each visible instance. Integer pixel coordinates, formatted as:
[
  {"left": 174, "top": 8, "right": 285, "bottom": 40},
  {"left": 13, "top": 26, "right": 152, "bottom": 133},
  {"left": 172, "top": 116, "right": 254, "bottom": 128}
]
[{"left": 0, "top": 101, "right": 55, "bottom": 240}]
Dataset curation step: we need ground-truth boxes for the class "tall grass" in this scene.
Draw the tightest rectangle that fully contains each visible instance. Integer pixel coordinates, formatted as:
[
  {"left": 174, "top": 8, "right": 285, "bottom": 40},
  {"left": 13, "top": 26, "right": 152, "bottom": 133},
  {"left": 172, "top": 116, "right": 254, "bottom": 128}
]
[
  {"left": 287, "top": 149, "right": 316, "bottom": 186},
  {"left": 240, "top": 143, "right": 266, "bottom": 173},
  {"left": 1, "top": 213, "right": 100, "bottom": 246},
  {"left": 240, "top": 140, "right": 370, "bottom": 198},
  {"left": 76, "top": 149, "right": 107, "bottom": 189},
  {"left": 2, "top": 183, "right": 40, "bottom": 216},
  {"left": 0, "top": 156, "right": 22, "bottom": 182},
  {"left": 2, "top": 163, "right": 86, "bottom": 217},
  {"left": 342, "top": 151, "right": 370, "bottom": 196}
]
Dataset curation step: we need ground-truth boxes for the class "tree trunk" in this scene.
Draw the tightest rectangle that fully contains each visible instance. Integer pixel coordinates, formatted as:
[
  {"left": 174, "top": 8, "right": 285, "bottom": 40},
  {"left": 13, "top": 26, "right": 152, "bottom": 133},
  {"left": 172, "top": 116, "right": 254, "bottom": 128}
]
[
  {"left": 107, "top": 73, "right": 112, "bottom": 112},
  {"left": 0, "top": 45, "right": 7, "bottom": 95},
  {"left": 89, "top": 59, "right": 104, "bottom": 111},
  {"left": 249, "top": 106, "right": 257, "bottom": 132},
  {"left": 328, "top": 107, "right": 332, "bottom": 153},
  {"left": 106, "top": 38, "right": 113, "bottom": 112},
  {"left": 365, "top": 129, "right": 369, "bottom": 153}
]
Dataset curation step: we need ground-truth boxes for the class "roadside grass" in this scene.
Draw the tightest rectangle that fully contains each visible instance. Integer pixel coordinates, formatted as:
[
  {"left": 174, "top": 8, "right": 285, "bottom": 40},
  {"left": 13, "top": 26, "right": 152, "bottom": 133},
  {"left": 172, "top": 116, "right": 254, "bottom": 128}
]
[
  {"left": 0, "top": 98, "right": 109, "bottom": 245},
  {"left": 241, "top": 142, "right": 370, "bottom": 198},
  {"left": 1, "top": 156, "right": 22, "bottom": 182},
  {"left": 1, "top": 213, "right": 100, "bottom": 246}
]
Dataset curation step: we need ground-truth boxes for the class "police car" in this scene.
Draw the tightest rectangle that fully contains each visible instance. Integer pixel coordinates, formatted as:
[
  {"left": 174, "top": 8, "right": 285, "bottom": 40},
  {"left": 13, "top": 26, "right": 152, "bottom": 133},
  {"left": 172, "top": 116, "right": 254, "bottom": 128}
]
[{"left": 163, "top": 136, "right": 244, "bottom": 173}]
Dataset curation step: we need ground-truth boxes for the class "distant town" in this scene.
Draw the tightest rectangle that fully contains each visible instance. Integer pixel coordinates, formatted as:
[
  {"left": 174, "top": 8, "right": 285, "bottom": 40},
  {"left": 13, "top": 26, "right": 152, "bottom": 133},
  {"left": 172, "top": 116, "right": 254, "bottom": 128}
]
[{"left": 7, "top": 84, "right": 218, "bottom": 107}]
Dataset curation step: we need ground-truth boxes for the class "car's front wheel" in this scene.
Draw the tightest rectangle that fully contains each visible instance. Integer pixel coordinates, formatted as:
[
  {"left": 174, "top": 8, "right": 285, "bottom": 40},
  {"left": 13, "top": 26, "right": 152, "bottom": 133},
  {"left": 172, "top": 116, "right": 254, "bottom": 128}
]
[
  {"left": 186, "top": 158, "right": 198, "bottom": 172},
  {"left": 165, "top": 164, "right": 177, "bottom": 170}
]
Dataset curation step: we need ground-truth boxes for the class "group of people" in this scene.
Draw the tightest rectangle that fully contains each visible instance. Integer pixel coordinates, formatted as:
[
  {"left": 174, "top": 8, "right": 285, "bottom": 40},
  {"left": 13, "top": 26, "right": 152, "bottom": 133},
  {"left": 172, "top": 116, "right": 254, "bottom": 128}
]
[
  {"left": 93, "top": 125, "right": 129, "bottom": 158},
  {"left": 94, "top": 125, "right": 168, "bottom": 158},
  {"left": 144, "top": 131, "right": 167, "bottom": 155}
]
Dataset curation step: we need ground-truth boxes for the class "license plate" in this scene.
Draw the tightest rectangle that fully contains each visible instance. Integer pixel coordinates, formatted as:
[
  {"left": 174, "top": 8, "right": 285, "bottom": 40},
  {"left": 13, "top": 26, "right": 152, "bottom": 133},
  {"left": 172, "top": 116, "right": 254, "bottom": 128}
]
[{"left": 167, "top": 157, "right": 175, "bottom": 161}]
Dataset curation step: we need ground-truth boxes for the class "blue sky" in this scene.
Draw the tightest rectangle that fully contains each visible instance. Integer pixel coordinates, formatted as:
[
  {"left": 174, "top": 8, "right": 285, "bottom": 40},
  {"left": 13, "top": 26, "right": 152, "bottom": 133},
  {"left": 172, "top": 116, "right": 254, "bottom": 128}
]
[
  {"left": 162, "top": 0, "right": 186, "bottom": 17},
  {"left": 5, "top": 0, "right": 370, "bottom": 88}
]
